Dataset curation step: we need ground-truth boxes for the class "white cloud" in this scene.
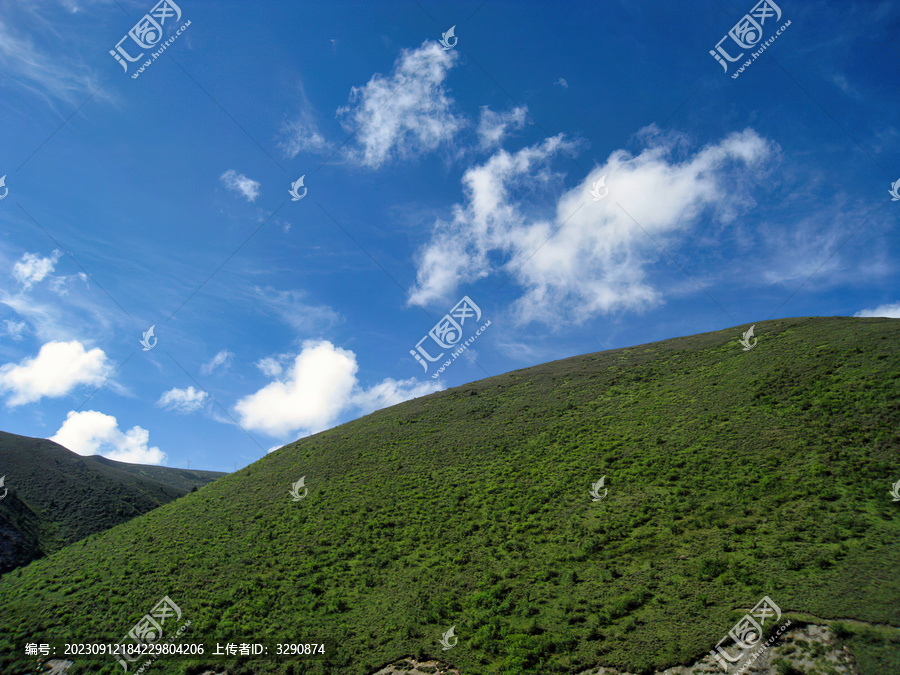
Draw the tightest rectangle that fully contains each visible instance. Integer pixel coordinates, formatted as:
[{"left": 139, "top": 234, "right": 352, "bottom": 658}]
[
  {"left": 235, "top": 340, "right": 442, "bottom": 438},
  {"left": 158, "top": 386, "right": 208, "bottom": 414},
  {"left": 351, "top": 377, "right": 443, "bottom": 416},
  {"left": 337, "top": 40, "right": 464, "bottom": 168},
  {"left": 0, "top": 245, "right": 116, "bottom": 343},
  {"left": 220, "top": 170, "right": 261, "bottom": 202},
  {"left": 253, "top": 287, "right": 341, "bottom": 333},
  {"left": 0, "top": 287, "right": 116, "bottom": 345},
  {"left": 256, "top": 356, "right": 283, "bottom": 377},
  {"left": 277, "top": 78, "right": 330, "bottom": 159},
  {"left": 278, "top": 119, "right": 329, "bottom": 159},
  {"left": 757, "top": 218, "right": 845, "bottom": 286},
  {"left": 1, "top": 319, "right": 27, "bottom": 341},
  {"left": 555, "top": 77, "right": 568, "bottom": 89},
  {"left": 409, "top": 127, "right": 775, "bottom": 325},
  {"left": 200, "top": 349, "right": 233, "bottom": 375},
  {"left": 236, "top": 340, "right": 357, "bottom": 437},
  {"left": 477, "top": 105, "right": 528, "bottom": 150},
  {"left": 13, "top": 250, "right": 60, "bottom": 289},
  {"left": 0, "top": 18, "right": 111, "bottom": 108},
  {"left": 11, "top": 249, "right": 88, "bottom": 296},
  {"left": 832, "top": 73, "right": 859, "bottom": 98},
  {"left": 49, "top": 271, "right": 88, "bottom": 296},
  {"left": 855, "top": 302, "right": 900, "bottom": 318},
  {"left": 50, "top": 410, "right": 166, "bottom": 464},
  {"left": 0, "top": 340, "right": 112, "bottom": 406},
  {"left": 408, "top": 133, "right": 579, "bottom": 307}
]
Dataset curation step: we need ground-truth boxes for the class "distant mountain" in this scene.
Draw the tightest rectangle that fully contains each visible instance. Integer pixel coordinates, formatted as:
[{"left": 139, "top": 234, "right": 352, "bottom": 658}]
[
  {"left": 0, "top": 431, "right": 225, "bottom": 574},
  {"left": 82, "top": 453, "right": 224, "bottom": 494},
  {"left": 0, "top": 317, "right": 898, "bottom": 675}
]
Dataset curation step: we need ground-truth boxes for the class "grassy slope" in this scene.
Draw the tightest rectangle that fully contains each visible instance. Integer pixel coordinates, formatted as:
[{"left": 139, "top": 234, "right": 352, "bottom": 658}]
[
  {"left": 0, "top": 317, "right": 897, "bottom": 675},
  {"left": 0, "top": 432, "right": 225, "bottom": 573}
]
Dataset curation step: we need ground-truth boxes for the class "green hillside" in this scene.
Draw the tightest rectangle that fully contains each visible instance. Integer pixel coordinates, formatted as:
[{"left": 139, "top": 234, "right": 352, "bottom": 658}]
[
  {"left": 0, "top": 432, "right": 225, "bottom": 573},
  {"left": 1, "top": 317, "right": 898, "bottom": 675}
]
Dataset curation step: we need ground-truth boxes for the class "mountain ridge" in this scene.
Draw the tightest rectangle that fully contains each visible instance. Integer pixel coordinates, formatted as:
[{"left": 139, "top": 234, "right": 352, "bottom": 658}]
[{"left": 0, "top": 431, "right": 226, "bottom": 574}]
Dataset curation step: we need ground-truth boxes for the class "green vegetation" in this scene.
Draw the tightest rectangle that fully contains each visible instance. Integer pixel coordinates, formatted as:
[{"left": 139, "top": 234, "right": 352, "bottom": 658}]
[
  {"left": 0, "top": 317, "right": 898, "bottom": 674},
  {"left": 819, "top": 620, "right": 900, "bottom": 675},
  {"left": 0, "top": 431, "right": 225, "bottom": 573}
]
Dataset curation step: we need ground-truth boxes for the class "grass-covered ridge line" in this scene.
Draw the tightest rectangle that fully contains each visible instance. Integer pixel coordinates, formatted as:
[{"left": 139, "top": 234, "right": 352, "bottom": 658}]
[
  {"left": 1, "top": 316, "right": 897, "bottom": 674},
  {"left": 0, "top": 431, "right": 224, "bottom": 574}
]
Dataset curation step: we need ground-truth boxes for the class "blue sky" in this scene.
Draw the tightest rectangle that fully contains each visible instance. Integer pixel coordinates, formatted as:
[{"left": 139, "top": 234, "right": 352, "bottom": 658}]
[{"left": 0, "top": 0, "right": 897, "bottom": 472}]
